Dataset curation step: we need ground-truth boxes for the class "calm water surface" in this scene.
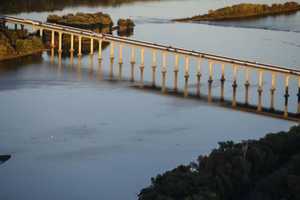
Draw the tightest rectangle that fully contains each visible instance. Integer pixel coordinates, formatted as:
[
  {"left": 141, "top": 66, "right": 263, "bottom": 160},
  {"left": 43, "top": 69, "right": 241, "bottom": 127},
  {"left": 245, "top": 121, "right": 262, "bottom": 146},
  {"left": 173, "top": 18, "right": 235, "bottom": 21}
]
[{"left": 0, "top": 0, "right": 299, "bottom": 199}]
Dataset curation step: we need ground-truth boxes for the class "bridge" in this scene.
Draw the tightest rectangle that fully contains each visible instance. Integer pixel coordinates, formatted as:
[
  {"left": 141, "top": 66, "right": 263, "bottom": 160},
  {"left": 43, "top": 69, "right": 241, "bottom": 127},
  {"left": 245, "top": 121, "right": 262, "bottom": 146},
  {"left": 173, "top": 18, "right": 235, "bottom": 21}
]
[{"left": 1, "top": 16, "right": 300, "bottom": 121}]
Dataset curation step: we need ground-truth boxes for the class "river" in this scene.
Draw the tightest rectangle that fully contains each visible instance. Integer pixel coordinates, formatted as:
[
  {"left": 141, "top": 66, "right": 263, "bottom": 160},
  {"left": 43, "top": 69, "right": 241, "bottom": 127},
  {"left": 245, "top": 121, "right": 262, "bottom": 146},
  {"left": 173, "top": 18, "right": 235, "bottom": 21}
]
[{"left": 0, "top": 0, "right": 299, "bottom": 199}]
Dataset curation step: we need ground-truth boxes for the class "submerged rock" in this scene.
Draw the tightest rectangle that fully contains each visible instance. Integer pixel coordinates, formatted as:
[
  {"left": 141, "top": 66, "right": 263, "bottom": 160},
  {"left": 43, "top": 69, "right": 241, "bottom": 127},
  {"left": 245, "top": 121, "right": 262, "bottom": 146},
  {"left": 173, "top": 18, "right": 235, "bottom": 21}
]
[{"left": 0, "top": 155, "right": 11, "bottom": 165}]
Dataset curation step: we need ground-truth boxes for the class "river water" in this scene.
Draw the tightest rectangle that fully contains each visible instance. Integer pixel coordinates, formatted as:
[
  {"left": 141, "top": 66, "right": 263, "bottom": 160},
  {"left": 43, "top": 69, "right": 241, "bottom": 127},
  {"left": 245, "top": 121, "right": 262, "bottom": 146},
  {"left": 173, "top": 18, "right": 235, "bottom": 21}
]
[{"left": 0, "top": 0, "right": 299, "bottom": 199}]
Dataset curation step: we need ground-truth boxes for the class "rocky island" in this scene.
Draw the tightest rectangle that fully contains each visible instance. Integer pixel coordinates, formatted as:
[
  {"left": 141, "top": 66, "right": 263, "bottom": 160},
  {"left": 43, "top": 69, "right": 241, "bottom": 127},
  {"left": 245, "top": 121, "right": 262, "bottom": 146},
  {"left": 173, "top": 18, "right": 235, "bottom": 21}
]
[
  {"left": 174, "top": 2, "right": 300, "bottom": 22},
  {"left": 0, "top": 28, "right": 44, "bottom": 61},
  {"left": 139, "top": 125, "right": 300, "bottom": 200}
]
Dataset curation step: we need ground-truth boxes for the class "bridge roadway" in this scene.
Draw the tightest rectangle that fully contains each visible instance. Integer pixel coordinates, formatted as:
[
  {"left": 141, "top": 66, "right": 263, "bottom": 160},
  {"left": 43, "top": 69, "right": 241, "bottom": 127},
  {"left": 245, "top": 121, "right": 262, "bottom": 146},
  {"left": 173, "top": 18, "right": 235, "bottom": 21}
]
[{"left": 2, "top": 15, "right": 300, "bottom": 77}]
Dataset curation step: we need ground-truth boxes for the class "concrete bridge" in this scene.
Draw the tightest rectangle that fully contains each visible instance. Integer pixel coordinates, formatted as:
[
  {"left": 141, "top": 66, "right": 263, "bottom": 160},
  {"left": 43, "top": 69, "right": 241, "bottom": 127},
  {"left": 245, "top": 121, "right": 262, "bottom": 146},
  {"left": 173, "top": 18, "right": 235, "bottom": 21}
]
[{"left": 1, "top": 16, "right": 300, "bottom": 121}]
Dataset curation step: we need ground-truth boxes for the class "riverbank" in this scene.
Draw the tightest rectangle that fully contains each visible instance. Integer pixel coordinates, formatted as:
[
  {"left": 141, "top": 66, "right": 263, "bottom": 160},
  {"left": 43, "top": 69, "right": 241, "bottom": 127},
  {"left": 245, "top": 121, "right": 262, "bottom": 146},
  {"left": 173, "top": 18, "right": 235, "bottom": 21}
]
[
  {"left": 139, "top": 125, "right": 300, "bottom": 200},
  {"left": 174, "top": 2, "right": 300, "bottom": 22},
  {"left": 0, "top": 29, "right": 44, "bottom": 62}
]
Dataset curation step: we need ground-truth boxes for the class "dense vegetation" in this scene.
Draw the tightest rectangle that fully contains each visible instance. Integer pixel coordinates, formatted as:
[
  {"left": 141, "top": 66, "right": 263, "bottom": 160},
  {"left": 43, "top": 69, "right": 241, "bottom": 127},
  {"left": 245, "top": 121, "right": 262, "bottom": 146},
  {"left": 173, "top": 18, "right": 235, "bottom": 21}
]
[
  {"left": 139, "top": 125, "right": 300, "bottom": 200},
  {"left": 0, "top": 0, "right": 160, "bottom": 14},
  {"left": 47, "top": 12, "right": 113, "bottom": 28},
  {"left": 175, "top": 2, "right": 300, "bottom": 22},
  {"left": 0, "top": 29, "right": 44, "bottom": 61}
]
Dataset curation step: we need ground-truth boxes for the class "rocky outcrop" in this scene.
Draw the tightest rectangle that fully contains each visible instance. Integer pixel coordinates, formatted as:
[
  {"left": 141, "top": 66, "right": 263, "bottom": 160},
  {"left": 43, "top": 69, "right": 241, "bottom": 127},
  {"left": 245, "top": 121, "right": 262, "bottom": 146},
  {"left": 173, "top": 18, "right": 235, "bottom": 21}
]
[
  {"left": 175, "top": 2, "right": 300, "bottom": 22},
  {"left": 139, "top": 126, "right": 300, "bottom": 200},
  {"left": 117, "top": 18, "right": 135, "bottom": 36},
  {"left": 0, "top": 29, "right": 44, "bottom": 61},
  {"left": 0, "top": 155, "right": 11, "bottom": 165}
]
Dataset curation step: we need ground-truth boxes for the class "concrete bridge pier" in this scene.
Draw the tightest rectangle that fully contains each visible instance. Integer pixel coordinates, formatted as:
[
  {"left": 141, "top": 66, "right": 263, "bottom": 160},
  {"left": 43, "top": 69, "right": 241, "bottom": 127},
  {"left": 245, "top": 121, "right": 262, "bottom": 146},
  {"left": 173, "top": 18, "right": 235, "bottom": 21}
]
[
  {"left": 208, "top": 61, "right": 213, "bottom": 83},
  {"left": 161, "top": 52, "right": 167, "bottom": 93},
  {"left": 232, "top": 65, "right": 238, "bottom": 107},
  {"left": 51, "top": 30, "right": 55, "bottom": 48},
  {"left": 184, "top": 56, "right": 190, "bottom": 97},
  {"left": 109, "top": 41, "right": 115, "bottom": 79},
  {"left": 98, "top": 39, "right": 102, "bottom": 60},
  {"left": 244, "top": 68, "right": 250, "bottom": 105},
  {"left": 208, "top": 61, "right": 214, "bottom": 102},
  {"left": 151, "top": 50, "right": 157, "bottom": 87},
  {"left": 130, "top": 46, "right": 136, "bottom": 82},
  {"left": 39, "top": 28, "right": 43, "bottom": 37},
  {"left": 70, "top": 34, "right": 74, "bottom": 53},
  {"left": 257, "top": 70, "right": 264, "bottom": 112},
  {"left": 90, "top": 38, "right": 94, "bottom": 55},
  {"left": 220, "top": 63, "right": 225, "bottom": 101},
  {"left": 284, "top": 75, "right": 290, "bottom": 118},
  {"left": 270, "top": 73, "right": 276, "bottom": 110},
  {"left": 139, "top": 48, "right": 145, "bottom": 88},
  {"left": 118, "top": 44, "right": 123, "bottom": 80},
  {"left": 78, "top": 36, "right": 82, "bottom": 57},
  {"left": 196, "top": 59, "right": 202, "bottom": 96},
  {"left": 58, "top": 32, "right": 62, "bottom": 53},
  {"left": 173, "top": 54, "right": 179, "bottom": 92}
]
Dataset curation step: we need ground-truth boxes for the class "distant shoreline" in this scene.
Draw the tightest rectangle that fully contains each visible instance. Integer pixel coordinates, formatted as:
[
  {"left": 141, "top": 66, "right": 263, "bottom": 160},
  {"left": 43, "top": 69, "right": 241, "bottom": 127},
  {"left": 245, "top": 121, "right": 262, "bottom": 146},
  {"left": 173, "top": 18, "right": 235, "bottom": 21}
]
[{"left": 174, "top": 2, "right": 300, "bottom": 22}]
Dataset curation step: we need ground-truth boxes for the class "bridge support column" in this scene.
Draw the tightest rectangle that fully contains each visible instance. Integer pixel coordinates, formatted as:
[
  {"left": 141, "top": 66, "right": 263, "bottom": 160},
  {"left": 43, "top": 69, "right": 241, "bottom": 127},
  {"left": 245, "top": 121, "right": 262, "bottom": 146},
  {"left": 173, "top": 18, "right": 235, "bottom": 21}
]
[
  {"left": 220, "top": 63, "right": 225, "bottom": 101},
  {"left": 161, "top": 52, "right": 167, "bottom": 93},
  {"left": 151, "top": 50, "right": 157, "bottom": 87},
  {"left": 208, "top": 61, "right": 214, "bottom": 102},
  {"left": 270, "top": 73, "right": 276, "bottom": 110},
  {"left": 196, "top": 58, "right": 202, "bottom": 96},
  {"left": 39, "top": 28, "right": 43, "bottom": 37},
  {"left": 118, "top": 44, "right": 123, "bottom": 80},
  {"left": 58, "top": 32, "right": 62, "bottom": 53},
  {"left": 184, "top": 56, "right": 190, "bottom": 97},
  {"left": 130, "top": 46, "right": 135, "bottom": 82},
  {"left": 208, "top": 61, "right": 213, "bottom": 82},
  {"left": 139, "top": 48, "right": 145, "bottom": 88},
  {"left": 284, "top": 75, "right": 290, "bottom": 118},
  {"left": 173, "top": 54, "right": 179, "bottom": 92},
  {"left": 98, "top": 39, "right": 102, "bottom": 60},
  {"left": 257, "top": 70, "right": 264, "bottom": 112},
  {"left": 51, "top": 30, "right": 55, "bottom": 48},
  {"left": 90, "top": 38, "right": 94, "bottom": 55},
  {"left": 70, "top": 34, "right": 74, "bottom": 53},
  {"left": 78, "top": 36, "right": 82, "bottom": 57},
  {"left": 245, "top": 68, "right": 250, "bottom": 105},
  {"left": 232, "top": 65, "right": 238, "bottom": 107},
  {"left": 110, "top": 41, "right": 114, "bottom": 59}
]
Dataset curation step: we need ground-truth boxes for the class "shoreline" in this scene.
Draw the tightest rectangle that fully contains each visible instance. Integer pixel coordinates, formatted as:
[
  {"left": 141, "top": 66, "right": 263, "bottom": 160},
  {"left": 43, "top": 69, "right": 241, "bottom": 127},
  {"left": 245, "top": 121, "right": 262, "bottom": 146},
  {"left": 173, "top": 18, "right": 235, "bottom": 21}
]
[{"left": 0, "top": 49, "right": 45, "bottom": 62}]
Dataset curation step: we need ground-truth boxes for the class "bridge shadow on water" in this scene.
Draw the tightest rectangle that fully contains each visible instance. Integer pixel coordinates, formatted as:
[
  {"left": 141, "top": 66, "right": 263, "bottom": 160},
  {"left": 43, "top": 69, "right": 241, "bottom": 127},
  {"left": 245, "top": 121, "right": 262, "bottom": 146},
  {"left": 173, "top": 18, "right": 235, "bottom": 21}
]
[
  {"left": 51, "top": 53, "right": 300, "bottom": 122},
  {"left": 131, "top": 84, "right": 300, "bottom": 122}
]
